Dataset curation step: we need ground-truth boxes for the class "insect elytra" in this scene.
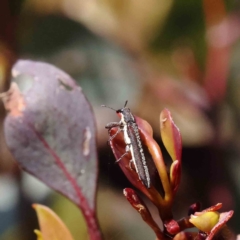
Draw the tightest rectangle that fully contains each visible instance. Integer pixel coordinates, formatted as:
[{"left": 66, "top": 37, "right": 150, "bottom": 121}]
[{"left": 102, "top": 101, "right": 151, "bottom": 188}]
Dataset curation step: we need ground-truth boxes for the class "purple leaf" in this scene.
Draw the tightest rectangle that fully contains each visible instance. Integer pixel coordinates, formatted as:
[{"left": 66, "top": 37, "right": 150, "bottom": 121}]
[{"left": 3, "top": 60, "right": 101, "bottom": 239}]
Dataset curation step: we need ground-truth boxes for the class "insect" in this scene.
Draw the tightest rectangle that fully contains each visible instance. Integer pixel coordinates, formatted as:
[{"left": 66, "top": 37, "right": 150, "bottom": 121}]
[{"left": 102, "top": 101, "right": 151, "bottom": 188}]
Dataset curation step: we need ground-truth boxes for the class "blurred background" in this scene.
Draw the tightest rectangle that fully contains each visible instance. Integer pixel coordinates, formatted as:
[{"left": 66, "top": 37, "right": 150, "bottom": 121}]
[{"left": 1, "top": 0, "right": 240, "bottom": 239}]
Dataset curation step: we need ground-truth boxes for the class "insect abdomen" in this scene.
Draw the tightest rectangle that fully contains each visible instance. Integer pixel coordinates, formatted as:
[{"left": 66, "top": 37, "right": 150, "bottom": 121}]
[{"left": 127, "top": 123, "right": 151, "bottom": 188}]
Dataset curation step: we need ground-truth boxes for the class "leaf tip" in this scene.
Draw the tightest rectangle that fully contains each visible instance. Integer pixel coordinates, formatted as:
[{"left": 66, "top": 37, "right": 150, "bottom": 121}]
[
  {"left": 160, "top": 108, "right": 170, "bottom": 126},
  {"left": 34, "top": 229, "right": 43, "bottom": 240}
]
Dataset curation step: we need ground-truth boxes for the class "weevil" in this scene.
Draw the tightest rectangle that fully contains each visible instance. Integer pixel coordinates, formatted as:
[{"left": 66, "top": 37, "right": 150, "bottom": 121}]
[{"left": 102, "top": 101, "right": 151, "bottom": 188}]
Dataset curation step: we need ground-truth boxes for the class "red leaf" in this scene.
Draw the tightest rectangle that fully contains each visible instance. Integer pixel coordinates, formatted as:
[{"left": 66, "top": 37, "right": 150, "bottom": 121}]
[
  {"left": 108, "top": 126, "right": 163, "bottom": 207},
  {"left": 107, "top": 118, "right": 167, "bottom": 210},
  {"left": 201, "top": 203, "right": 222, "bottom": 213},
  {"left": 3, "top": 60, "right": 101, "bottom": 240},
  {"left": 107, "top": 116, "right": 174, "bottom": 220},
  {"left": 123, "top": 188, "right": 164, "bottom": 240},
  {"left": 160, "top": 109, "right": 182, "bottom": 162},
  {"left": 206, "top": 211, "right": 234, "bottom": 240}
]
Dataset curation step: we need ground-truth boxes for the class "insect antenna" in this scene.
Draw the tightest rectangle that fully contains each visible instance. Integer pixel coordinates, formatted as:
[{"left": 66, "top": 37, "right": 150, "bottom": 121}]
[
  {"left": 124, "top": 100, "right": 128, "bottom": 107},
  {"left": 101, "top": 105, "right": 117, "bottom": 111}
]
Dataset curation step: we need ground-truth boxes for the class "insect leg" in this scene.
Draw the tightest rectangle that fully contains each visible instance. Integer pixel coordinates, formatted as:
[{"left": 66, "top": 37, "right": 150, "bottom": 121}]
[
  {"left": 108, "top": 128, "right": 122, "bottom": 142},
  {"left": 115, "top": 144, "right": 130, "bottom": 163},
  {"left": 105, "top": 122, "right": 121, "bottom": 129}
]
